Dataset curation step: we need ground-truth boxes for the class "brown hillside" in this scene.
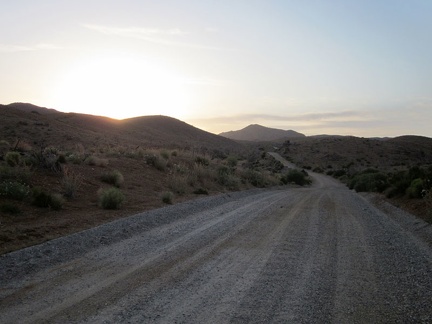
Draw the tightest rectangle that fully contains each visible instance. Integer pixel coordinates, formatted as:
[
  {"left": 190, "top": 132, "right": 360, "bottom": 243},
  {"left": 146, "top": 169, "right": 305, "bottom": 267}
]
[{"left": 0, "top": 103, "right": 239, "bottom": 152}]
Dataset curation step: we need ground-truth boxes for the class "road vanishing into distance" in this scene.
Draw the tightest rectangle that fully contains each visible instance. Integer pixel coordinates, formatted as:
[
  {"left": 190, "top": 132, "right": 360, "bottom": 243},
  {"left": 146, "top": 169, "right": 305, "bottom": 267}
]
[{"left": 1, "top": 154, "right": 432, "bottom": 323}]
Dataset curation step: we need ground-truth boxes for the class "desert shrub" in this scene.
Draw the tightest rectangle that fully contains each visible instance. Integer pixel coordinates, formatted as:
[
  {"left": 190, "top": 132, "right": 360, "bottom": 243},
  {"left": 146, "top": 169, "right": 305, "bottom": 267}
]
[
  {"left": 57, "top": 154, "right": 67, "bottom": 164},
  {"left": 216, "top": 166, "right": 240, "bottom": 190},
  {"left": 193, "top": 188, "right": 209, "bottom": 195},
  {"left": 101, "top": 170, "right": 124, "bottom": 187},
  {"left": 98, "top": 187, "right": 125, "bottom": 209},
  {"left": 162, "top": 191, "right": 174, "bottom": 204},
  {"left": 195, "top": 155, "right": 209, "bottom": 166},
  {"left": 216, "top": 166, "right": 230, "bottom": 185},
  {"left": 32, "top": 187, "right": 52, "bottom": 208},
  {"left": 386, "top": 171, "right": 411, "bottom": 198},
  {"left": 406, "top": 178, "right": 424, "bottom": 198},
  {"left": 66, "top": 153, "right": 84, "bottom": 165},
  {"left": 0, "top": 181, "right": 30, "bottom": 200},
  {"left": 31, "top": 147, "right": 62, "bottom": 172},
  {"left": 160, "top": 150, "right": 170, "bottom": 160},
  {"left": 171, "top": 151, "right": 178, "bottom": 157},
  {"left": 0, "top": 202, "right": 21, "bottom": 214},
  {"left": 146, "top": 155, "right": 167, "bottom": 171},
  {"left": 5, "top": 151, "right": 21, "bottom": 167},
  {"left": 32, "top": 188, "right": 64, "bottom": 210},
  {"left": 61, "top": 167, "right": 83, "bottom": 198},
  {"left": 192, "top": 163, "right": 213, "bottom": 187},
  {"left": 86, "top": 155, "right": 109, "bottom": 167},
  {"left": 333, "top": 169, "right": 346, "bottom": 178},
  {"left": 226, "top": 156, "right": 238, "bottom": 168},
  {"left": 281, "top": 169, "right": 311, "bottom": 186},
  {"left": 242, "top": 169, "right": 266, "bottom": 188},
  {"left": 0, "top": 165, "right": 31, "bottom": 184},
  {"left": 49, "top": 194, "right": 65, "bottom": 210},
  {"left": 349, "top": 171, "right": 388, "bottom": 193}
]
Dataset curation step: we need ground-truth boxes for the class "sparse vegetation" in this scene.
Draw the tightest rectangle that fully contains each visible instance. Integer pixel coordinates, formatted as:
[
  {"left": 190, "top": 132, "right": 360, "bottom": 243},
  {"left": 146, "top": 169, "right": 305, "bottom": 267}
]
[
  {"left": 101, "top": 170, "right": 124, "bottom": 187},
  {"left": 98, "top": 187, "right": 125, "bottom": 209},
  {"left": 31, "top": 187, "right": 64, "bottom": 210},
  {"left": 0, "top": 181, "right": 30, "bottom": 200},
  {"left": 162, "top": 191, "right": 174, "bottom": 204}
]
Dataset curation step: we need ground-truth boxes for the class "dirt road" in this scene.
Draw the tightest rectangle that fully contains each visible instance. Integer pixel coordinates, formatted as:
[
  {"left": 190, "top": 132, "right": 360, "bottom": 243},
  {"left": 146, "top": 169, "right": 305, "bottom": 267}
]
[{"left": 1, "top": 157, "right": 432, "bottom": 323}]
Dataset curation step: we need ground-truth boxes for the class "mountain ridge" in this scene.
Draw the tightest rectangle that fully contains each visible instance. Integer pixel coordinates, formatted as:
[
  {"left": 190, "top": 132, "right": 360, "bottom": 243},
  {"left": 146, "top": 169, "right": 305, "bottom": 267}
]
[{"left": 219, "top": 124, "right": 305, "bottom": 142}]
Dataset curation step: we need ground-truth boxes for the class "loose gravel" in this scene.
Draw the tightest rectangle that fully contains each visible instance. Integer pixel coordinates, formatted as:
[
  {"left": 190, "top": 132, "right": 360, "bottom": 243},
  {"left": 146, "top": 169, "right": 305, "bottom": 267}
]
[{"left": 1, "top": 171, "right": 431, "bottom": 323}]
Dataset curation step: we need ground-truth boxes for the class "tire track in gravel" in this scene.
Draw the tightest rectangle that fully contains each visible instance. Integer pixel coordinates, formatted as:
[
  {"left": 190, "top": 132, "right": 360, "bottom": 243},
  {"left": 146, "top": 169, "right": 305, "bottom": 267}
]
[{"left": 0, "top": 190, "right": 300, "bottom": 323}]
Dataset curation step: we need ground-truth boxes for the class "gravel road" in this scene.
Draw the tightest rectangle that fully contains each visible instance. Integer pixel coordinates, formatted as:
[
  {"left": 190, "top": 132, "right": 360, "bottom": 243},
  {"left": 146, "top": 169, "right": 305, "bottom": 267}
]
[{"left": 1, "top": 155, "right": 432, "bottom": 323}]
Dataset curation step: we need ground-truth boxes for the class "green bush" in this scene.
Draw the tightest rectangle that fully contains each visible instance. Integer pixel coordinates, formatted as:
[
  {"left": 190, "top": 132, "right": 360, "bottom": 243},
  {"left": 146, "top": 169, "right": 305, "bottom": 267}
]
[
  {"left": 98, "top": 187, "right": 125, "bottom": 209},
  {"left": 0, "top": 181, "right": 30, "bottom": 200},
  {"left": 162, "top": 191, "right": 174, "bottom": 204},
  {"left": 349, "top": 171, "right": 388, "bottom": 193},
  {"left": 5, "top": 151, "right": 21, "bottom": 167},
  {"left": 101, "top": 170, "right": 124, "bottom": 187},
  {"left": 406, "top": 178, "right": 424, "bottom": 198},
  {"left": 281, "top": 169, "right": 311, "bottom": 186}
]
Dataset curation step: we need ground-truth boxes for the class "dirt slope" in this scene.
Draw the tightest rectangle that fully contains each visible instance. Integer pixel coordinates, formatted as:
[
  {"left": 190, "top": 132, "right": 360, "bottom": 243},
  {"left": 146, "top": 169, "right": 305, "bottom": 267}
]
[{"left": 1, "top": 157, "right": 431, "bottom": 323}]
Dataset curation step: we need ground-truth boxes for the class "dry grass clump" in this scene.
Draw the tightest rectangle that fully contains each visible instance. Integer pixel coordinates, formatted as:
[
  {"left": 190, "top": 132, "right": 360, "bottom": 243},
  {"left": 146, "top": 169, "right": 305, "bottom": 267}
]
[
  {"left": 86, "top": 155, "right": 109, "bottom": 167},
  {"left": 61, "top": 167, "right": 83, "bottom": 198},
  {"left": 101, "top": 170, "right": 124, "bottom": 188}
]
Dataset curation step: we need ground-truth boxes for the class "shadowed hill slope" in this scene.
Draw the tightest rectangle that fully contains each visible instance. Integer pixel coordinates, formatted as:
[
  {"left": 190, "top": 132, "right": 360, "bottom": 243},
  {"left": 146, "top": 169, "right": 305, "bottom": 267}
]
[
  {"left": 0, "top": 103, "right": 240, "bottom": 152},
  {"left": 219, "top": 124, "right": 305, "bottom": 141}
]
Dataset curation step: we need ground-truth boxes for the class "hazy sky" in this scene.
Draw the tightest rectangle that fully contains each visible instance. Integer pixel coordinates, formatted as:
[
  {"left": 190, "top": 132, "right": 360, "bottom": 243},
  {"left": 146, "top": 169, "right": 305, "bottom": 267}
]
[{"left": 1, "top": 1, "right": 431, "bottom": 137}]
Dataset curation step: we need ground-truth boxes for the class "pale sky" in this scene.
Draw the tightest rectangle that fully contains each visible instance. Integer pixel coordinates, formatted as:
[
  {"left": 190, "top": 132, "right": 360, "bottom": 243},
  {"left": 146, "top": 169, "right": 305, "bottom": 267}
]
[{"left": 1, "top": 0, "right": 431, "bottom": 137}]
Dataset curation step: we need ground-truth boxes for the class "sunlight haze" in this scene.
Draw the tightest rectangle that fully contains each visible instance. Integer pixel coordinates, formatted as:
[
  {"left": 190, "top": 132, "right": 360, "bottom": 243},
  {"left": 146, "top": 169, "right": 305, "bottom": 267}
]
[{"left": 1, "top": 0, "right": 431, "bottom": 137}]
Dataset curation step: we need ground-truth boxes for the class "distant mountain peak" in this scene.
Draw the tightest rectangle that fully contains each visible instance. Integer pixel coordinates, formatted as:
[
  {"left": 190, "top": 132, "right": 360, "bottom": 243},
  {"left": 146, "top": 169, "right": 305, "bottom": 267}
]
[{"left": 219, "top": 124, "right": 305, "bottom": 141}]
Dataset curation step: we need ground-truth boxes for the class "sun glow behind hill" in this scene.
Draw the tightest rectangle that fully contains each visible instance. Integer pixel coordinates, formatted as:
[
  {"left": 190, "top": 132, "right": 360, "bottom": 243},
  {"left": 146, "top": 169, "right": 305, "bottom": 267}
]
[{"left": 50, "top": 56, "right": 190, "bottom": 120}]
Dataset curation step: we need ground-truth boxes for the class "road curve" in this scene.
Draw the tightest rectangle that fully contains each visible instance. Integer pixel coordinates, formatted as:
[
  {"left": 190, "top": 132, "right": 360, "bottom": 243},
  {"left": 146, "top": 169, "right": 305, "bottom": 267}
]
[{"left": 1, "top": 161, "right": 432, "bottom": 323}]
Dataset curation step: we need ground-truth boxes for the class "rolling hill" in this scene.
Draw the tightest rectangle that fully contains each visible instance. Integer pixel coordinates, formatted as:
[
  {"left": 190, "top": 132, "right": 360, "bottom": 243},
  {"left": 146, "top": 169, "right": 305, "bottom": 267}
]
[
  {"left": 219, "top": 124, "right": 305, "bottom": 141},
  {"left": 0, "top": 103, "right": 240, "bottom": 152}
]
